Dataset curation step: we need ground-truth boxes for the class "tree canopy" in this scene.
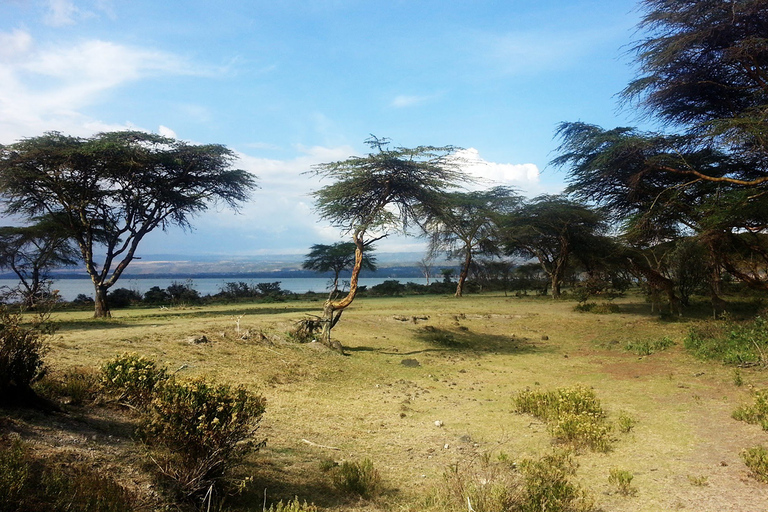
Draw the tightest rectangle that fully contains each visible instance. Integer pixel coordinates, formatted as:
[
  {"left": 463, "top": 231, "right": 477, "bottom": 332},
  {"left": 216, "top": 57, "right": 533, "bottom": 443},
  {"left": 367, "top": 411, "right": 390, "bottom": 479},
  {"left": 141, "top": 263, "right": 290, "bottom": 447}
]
[
  {"left": 302, "top": 242, "right": 377, "bottom": 294},
  {"left": 308, "top": 136, "right": 470, "bottom": 347},
  {"left": 0, "top": 131, "right": 257, "bottom": 317},
  {"left": 425, "top": 186, "right": 520, "bottom": 297}
]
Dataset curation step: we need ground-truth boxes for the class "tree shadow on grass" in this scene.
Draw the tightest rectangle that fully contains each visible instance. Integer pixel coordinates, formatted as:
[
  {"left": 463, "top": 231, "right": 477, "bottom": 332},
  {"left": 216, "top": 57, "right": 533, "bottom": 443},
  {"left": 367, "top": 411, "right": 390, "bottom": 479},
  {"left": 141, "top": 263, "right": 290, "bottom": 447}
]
[{"left": 347, "top": 326, "right": 548, "bottom": 357}]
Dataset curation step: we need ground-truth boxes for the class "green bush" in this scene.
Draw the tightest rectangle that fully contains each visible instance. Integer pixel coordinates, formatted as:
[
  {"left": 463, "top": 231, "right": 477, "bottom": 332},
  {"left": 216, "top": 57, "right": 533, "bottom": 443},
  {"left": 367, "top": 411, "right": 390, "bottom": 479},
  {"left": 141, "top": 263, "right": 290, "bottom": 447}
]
[
  {"left": 330, "top": 458, "right": 381, "bottom": 500},
  {"left": 106, "top": 288, "right": 142, "bottom": 308},
  {"left": 573, "top": 302, "right": 621, "bottom": 314},
  {"left": 741, "top": 445, "right": 768, "bottom": 483},
  {"left": 684, "top": 315, "right": 768, "bottom": 365},
  {"left": 0, "top": 308, "right": 48, "bottom": 405},
  {"left": 139, "top": 378, "right": 266, "bottom": 498},
  {"left": 514, "top": 386, "right": 612, "bottom": 452},
  {"left": 0, "top": 436, "right": 135, "bottom": 511},
  {"left": 517, "top": 451, "right": 595, "bottom": 512},
  {"left": 100, "top": 353, "right": 168, "bottom": 407},
  {"left": 608, "top": 467, "right": 637, "bottom": 496},
  {"left": 732, "top": 389, "right": 768, "bottom": 430}
]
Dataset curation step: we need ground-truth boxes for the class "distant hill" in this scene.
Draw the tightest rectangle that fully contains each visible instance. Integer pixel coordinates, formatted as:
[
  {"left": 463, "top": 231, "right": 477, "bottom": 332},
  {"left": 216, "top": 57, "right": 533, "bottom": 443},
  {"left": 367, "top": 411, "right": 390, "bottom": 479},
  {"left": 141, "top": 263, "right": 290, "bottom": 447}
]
[{"left": 16, "top": 252, "right": 454, "bottom": 280}]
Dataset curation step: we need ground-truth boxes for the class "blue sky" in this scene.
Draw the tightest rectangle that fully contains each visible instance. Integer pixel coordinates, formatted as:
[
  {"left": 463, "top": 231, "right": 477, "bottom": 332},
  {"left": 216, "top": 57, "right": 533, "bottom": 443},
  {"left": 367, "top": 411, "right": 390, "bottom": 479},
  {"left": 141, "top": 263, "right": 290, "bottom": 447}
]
[{"left": 0, "top": 0, "right": 644, "bottom": 260}]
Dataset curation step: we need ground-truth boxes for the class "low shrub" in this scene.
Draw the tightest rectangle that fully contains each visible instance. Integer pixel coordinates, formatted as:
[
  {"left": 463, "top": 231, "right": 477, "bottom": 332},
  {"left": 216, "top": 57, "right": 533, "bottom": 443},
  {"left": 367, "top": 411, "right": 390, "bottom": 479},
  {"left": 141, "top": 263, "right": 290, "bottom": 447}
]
[
  {"left": 517, "top": 451, "right": 595, "bottom": 512},
  {"left": 265, "top": 497, "right": 319, "bottom": 512},
  {"left": 608, "top": 467, "right": 637, "bottom": 496},
  {"left": 330, "top": 458, "right": 381, "bottom": 500},
  {"left": 615, "top": 411, "right": 636, "bottom": 434},
  {"left": 684, "top": 315, "right": 768, "bottom": 365},
  {"left": 573, "top": 302, "right": 621, "bottom": 314},
  {"left": 514, "top": 386, "right": 612, "bottom": 452},
  {"left": 0, "top": 307, "right": 49, "bottom": 406},
  {"left": 741, "top": 445, "right": 768, "bottom": 483},
  {"left": 732, "top": 389, "right": 768, "bottom": 430},
  {"left": 100, "top": 353, "right": 168, "bottom": 407},
  {"left": 139, "top": 378, "right": 266, "bottom": 499},
  {"left": 0, "top": 436, "right": 135, "bottom": 511},
  {"left": 429, "top": 450, "right": 594, "bottom": 512}
]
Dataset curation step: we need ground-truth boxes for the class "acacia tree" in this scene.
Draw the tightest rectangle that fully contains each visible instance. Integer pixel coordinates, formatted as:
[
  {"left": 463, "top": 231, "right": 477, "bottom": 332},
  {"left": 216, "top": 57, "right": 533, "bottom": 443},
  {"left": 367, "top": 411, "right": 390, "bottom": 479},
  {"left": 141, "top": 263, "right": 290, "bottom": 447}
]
[
  {"left": 500, "top": 195, "right": 607, "bottom": 299},
  {"left": 425, "top": 186, "right": 520, "bottom": 297},
  {"left": 0, "top": 216, "right": 78, "bottom": 306},
  {"left": 0, "top": 131, "right": 257, "bottom": 317},
  {"left": 308, "top": 136, "right": 469, "bottom": 348},
  {"left": 553, "top": 0, "right": 768, "bottom": 302},
  {"left": 302, "top": 242, "right": 377, "bottom": 294}
]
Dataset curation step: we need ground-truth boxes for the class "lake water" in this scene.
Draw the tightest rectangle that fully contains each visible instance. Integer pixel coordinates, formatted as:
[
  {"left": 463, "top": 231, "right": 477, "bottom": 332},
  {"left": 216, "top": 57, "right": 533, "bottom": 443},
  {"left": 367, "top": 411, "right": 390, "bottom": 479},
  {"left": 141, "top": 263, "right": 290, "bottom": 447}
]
[{"left": 0, "top": 277, "right": 429, "bottom": 301}]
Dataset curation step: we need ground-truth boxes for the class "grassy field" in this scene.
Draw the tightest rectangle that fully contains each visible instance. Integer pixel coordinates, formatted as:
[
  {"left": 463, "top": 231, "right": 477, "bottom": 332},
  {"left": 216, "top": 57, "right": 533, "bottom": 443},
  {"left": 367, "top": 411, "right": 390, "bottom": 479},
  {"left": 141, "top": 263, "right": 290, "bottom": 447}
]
[{"left": 4, "top": 292, "right": 768, "bottom": 511}]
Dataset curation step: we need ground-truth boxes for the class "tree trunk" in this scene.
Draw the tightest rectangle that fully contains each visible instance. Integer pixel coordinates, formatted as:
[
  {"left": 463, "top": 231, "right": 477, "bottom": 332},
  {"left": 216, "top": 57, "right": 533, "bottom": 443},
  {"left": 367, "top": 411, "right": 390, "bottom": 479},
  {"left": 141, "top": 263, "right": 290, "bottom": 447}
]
[
  {"left": 319, "top": 233, "right": 364, "bottom": 350},
  {"left": 93, "top": 284, "right": 111, "bottom": 318},
  {"left": 455, "top": 250, "right": 472, "bottom": 298},
  {"left": 551, "top": 273, "right": 562, "bottom": 299}
]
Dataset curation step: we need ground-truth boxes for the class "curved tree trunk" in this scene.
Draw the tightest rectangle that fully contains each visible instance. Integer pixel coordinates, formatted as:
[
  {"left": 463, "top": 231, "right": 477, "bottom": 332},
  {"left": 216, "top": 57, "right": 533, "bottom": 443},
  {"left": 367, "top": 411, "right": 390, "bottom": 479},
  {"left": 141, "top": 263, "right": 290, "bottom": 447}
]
[{"left": 320, "top": 232, "right": 364, "bottom": 350}]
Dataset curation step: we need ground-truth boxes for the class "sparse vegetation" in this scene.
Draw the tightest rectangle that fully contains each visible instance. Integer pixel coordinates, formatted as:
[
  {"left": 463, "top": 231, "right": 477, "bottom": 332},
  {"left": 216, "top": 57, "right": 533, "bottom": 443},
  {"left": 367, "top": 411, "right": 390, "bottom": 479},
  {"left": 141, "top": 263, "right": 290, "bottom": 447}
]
[
  {"left": 732, "top": 389, "right": 768, "bottom": 430},
  {"left": 330, "top": 458, "right": 382, "bottom": 500},
  {"left": 608, "top": 467, "right": 637, "bottom": 496},
  {"left": 624, "top": 336, "right": 675, "bottom": 356},
  {"left": 741, "top": 445, "right": 768, "bottom": 483},
  {"left": 684, "top": 315, "right": 768, "bottom": 366}
]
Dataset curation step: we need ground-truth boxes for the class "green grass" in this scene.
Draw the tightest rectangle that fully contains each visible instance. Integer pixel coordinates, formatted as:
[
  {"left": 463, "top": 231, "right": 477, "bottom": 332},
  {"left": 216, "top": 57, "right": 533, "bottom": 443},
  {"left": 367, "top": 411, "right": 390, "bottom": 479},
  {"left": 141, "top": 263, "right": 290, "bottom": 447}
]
[{"left": 3, "top": 292, "right": 767, "bottom": 511}]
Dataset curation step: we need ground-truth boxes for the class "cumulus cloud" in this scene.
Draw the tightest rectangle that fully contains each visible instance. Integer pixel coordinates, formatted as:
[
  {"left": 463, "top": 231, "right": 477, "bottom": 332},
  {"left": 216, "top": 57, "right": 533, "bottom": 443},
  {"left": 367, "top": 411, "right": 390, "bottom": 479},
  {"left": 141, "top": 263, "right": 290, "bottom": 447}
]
[
  {"left": 0, "top": 30, "right": 203, "bottom": 142},
  {"left": 158, "top": 125, "right": 177, "bottom": 138},
  {"left": 452, "top": 148, "right": 540, "bottom": 194}
]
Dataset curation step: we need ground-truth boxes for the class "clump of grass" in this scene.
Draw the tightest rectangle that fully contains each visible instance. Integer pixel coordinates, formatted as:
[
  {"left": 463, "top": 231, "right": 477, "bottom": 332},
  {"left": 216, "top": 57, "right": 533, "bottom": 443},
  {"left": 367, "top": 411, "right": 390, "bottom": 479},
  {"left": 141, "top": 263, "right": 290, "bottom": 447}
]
[
  {"left": 624, "top": 336, "right": 675, "bottom": 356},
  {"left": 684, "top": 315, "right": 768, "bottom": 365},
  {"left": 0, "top": 436, "right": 136, "bottom": 511},
  {"left": 741, "top": 445, "right": 768, "bottom": 483},
  {"left": 732, "top": 389, "right": 768, "bottom": 430},
  {"left": 608, "top": 467, "right": 637, "bottom": 496},
  {"left": 265, "top": 496, "right": 319, "bottom": 512},
  {"left": 733, "top": 369, "right": 744, "bottom": 387},
  {"left": 514, "top": 385, "right": 612, "bottom": 452},
  {"left": 573, "top": 302, "right": 621, "bottom": 314},
  {"left": 687, "top": 474, "right": 709, "bottom": 486},
  {"left": 330, "top": 458, "right": 382, "bottom": 500},
  {"left": 34, "top": 366, "right": 101, "bottom": 406}
]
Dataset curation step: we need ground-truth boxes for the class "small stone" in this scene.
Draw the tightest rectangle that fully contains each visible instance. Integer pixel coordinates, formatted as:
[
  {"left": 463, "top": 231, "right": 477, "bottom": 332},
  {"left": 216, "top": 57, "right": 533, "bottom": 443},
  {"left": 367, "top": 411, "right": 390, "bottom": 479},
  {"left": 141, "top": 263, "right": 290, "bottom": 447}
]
[
  {"left": 401, "top": 358, "right": 420, "bottom": 367},
  {"left": 541, "top": 335, "right": 549, "bottom": 340},
  {"left": 444, "top": 443, "right": 450, "bottom": 449},
  {"left": 434, "top": 420, "right": 444, "bottom": 427}
]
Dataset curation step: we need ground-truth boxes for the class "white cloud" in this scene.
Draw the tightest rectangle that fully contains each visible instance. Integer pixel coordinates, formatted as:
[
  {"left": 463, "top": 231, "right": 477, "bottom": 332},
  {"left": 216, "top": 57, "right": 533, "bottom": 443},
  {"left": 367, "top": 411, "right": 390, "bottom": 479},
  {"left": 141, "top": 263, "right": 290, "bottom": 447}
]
[
  {"left": 391, "top": 94, "right": 432, "bottom": 108},
  {"left": 158, "top": 125, "right": 177, "bottom": 138},
  {"left": 45, "top": 0, "right": 78, "bottom": 26},
  {"left": 452, "top": 148, "right": 540, "bottom": 192},
  {"left": 0, "top": 30, "right": 204, "bottom": 142}
]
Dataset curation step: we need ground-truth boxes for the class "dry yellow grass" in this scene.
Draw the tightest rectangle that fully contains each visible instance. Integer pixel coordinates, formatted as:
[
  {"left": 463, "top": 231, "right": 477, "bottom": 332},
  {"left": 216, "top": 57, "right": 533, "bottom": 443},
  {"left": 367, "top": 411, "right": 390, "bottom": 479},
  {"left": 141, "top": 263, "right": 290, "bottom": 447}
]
[{"left": 17, "top": 293, "right": 768, "bottom": 510}]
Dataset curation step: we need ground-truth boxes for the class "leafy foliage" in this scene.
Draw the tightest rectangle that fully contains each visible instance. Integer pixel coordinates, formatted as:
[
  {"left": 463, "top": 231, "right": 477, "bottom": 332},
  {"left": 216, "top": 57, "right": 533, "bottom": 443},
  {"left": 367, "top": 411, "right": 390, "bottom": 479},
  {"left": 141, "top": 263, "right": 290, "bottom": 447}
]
[
  {"left": 514, "top": 386, "right": 612, "bottom": 452},
  {"left": 0, "top": 131, "right": 257, "bottom": 317},
  {"left": 0, "top": 307, "right": 49, "bottom": 406},
  {"left": 139, "top": 378, "right": 266, "bottom": 498},
  {"left": 741, "top": 445, "right": 768, "bottom": 483},
  {"left": 733, "top": 389, "right": 768, "bottom": 430},
  {"left": 302, "top": 242, "right": 377, "bottom": 292},
  {"left": 100, "top": 353, "right": 169, "bottom": 407}
]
